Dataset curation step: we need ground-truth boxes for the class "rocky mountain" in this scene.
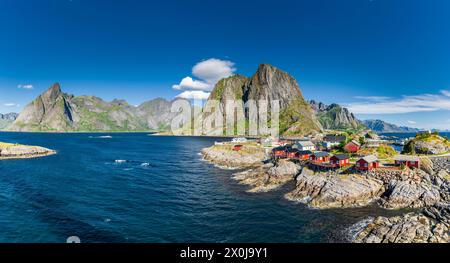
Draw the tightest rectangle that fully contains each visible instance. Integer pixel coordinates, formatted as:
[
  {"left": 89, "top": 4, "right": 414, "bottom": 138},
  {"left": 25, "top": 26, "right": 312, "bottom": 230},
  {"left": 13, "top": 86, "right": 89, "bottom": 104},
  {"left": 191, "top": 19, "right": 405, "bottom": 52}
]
[
  {"left": 363, "top": 119, "right": 420, "bottom": 133},
  {"left": 202, "top": 64, "right": 322, "bottom": 136},
  {"left": 8, "top": 83, "right": 176, "bottom": 132},
  {"left": 309, "top": 100, "right": 363, "bottom": 130},
  {"left": 0, "top": 113, "right": 18, "bottom": 129}
]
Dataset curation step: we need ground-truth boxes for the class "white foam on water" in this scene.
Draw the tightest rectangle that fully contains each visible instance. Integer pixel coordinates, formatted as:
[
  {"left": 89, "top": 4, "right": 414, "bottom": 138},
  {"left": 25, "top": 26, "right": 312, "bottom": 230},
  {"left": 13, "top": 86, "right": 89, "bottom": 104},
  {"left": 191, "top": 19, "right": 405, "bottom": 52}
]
[
  {"left": 115, "top": 160, "right": 127, "bottom": 163},
  {"left": 141, "top": 163, "right": 150, "bottom": 167}
]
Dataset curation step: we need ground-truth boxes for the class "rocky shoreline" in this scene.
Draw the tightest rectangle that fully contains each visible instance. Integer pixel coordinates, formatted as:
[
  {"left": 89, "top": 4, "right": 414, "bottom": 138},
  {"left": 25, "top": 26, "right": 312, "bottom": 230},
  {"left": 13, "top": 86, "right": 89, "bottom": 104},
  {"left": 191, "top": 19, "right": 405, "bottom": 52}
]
[
  {"left": 0, "top": 142, "right": 55, "bottom": 160},
  {"left": 201, "top": 144, "right": 450, "bottom": 243}
]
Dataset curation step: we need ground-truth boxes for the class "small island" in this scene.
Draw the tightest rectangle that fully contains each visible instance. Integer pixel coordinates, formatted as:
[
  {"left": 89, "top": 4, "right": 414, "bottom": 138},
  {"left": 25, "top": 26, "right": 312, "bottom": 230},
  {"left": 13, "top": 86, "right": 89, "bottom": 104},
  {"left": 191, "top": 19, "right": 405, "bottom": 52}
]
[
  {"left": 0, "top": 142, "right": 55, "bottom": 160},
  {"left": 201, "top": 131, "right": 450, "bottom": 243}
]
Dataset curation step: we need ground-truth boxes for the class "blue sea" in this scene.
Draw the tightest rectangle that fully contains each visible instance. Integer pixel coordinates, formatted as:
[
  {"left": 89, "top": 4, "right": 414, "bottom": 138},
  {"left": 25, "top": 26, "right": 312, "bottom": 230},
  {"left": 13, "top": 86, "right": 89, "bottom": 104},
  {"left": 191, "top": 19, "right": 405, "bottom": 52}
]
[{"left": 0, "top": 132, "right": 406, "bottom": 243}]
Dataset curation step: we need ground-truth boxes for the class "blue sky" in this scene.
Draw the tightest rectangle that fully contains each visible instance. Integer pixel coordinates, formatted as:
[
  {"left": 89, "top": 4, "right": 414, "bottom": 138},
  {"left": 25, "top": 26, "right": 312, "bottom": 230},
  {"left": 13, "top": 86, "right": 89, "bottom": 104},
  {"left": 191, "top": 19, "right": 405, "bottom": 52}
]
[{"left": 1, "top": 0, "right": 450, "bottom": 130}]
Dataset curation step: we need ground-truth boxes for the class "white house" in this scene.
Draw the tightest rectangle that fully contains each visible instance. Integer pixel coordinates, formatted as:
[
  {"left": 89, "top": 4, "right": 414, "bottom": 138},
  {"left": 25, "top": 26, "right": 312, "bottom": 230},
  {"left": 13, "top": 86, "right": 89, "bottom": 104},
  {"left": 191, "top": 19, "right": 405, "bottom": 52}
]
[
  {"left": 322, "top": 135, "right": 346, "bottom": 149},
  {"left": 293, "top": 141, "right": 316, "bottom": 151}
]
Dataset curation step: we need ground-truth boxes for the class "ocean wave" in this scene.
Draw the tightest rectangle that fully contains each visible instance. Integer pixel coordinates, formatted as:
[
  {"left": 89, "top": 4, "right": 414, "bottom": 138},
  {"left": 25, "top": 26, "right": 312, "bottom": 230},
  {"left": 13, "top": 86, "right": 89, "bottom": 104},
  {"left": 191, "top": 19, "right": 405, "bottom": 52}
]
[
  {"left": 89, "top": 135, "right": 113, "bottom": 139},
  {"left": 115, "top": 160, "right": 127, "bottom": 164}
]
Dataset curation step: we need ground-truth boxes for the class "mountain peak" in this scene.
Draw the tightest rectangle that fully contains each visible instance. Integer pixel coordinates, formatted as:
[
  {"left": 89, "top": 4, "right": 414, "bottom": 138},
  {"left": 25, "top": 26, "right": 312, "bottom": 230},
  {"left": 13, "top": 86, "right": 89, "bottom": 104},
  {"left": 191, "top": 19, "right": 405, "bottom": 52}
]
[{"left": 42, "top": 83, "right": 62, "bottom": 101}]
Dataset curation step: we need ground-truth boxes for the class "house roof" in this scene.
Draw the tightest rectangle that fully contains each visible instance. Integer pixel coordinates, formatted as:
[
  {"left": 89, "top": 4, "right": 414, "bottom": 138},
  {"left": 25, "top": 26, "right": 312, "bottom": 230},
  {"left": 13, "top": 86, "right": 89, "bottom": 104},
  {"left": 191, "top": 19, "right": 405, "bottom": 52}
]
[
  {"left": 395, "top": 155, "right": 420, "bottom": 162},
  {"left": 347, "top": 140, "right": 361, "bottom": 146},
  {"left": 297, "top": 141, "right": 315, "bottom": 147},
  {"left": 312, "top": 151, "right": 330, "bottom": 157},
  {"left": 332, "top": 154, "right": 349, "bottom": 160},
  {"left": 298, "top": 150, "right": 313, "bottom": 155},
  {"left": 360, "top": 155, "right": 378, "bottom": 163},
  {"left": 323, "top": 135, "right": 346, "bottom": 143},
  {"left": 273, "top": 146, "right": 291, "bottom": 151}
]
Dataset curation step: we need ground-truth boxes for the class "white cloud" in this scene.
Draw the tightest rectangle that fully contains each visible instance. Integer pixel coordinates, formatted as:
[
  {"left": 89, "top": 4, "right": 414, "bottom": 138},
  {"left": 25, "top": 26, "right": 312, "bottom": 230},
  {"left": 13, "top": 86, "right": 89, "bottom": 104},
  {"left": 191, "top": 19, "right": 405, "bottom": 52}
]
[
  {"left": 353, "top": 96, "right": 391, "bottom": 102},
  {"left": 17, "top": 84, "right": 33, "bottom": 90},
  {"left": 407, "top": 120, "right": 417, "bottom": 124},
  {"left": 4, "top": 103, "right": 20, "bottom": 107},
  {"left": 176, "top": 90, "right": 211, "bottom": 100},
  {"left": 346, "top": 91, "right": 450, "bottom": 114},
  {"left": 172, "top": 77, "right": 211, "bottom": 91},
  {"left": 173, "top": 58, "right": 236, "bottom": 96},
  {"left": 192, "top": 58, "right": 236, "bottom": 84},
  {"left": 441, "top": 90, "right": 450, "bottom": 97}
]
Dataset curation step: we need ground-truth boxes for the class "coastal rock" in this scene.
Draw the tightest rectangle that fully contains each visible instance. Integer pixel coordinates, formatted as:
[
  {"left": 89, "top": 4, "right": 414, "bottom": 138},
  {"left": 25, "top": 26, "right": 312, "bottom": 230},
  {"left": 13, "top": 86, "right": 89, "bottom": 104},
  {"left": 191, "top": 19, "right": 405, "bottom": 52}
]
[
  {"left": 433, "top": 157, "right": 450, "bottom": 174},
  {"left": 0, "top": 143, "right": 55, "bottom": 159},
  {"left": 354, "top": 203, "right": 450, "bottom": 243},
  {"left": 267, "top": 160, "right": 301, "bottom": 178},
  {"left": 380, "top": 180, "right": 441, "bottom": 209},
  {"left": 201, "top": 144, "right": 267, "bottom": 169},
  {"left": 415, "top": 140, "right": 450, "bottom": 155},
  {"left": 285, "top": 168, "right": 384, "bottom": 209},
  {"left": 233, "top": 160, "right": 299, "bottom": 192}
]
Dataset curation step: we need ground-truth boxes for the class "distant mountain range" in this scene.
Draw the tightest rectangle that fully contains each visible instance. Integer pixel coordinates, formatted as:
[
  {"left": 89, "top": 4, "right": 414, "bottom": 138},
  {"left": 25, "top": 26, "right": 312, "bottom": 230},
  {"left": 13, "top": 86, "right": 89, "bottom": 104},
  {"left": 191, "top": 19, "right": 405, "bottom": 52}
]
[
  {"left": 0, "top": 113, "right": 18, "bottom": 129},
  {"left": 309, "top": 100, "right": 364, "bottom": 131},
  {"left": 1, "top": 64, "right": 429, "bottom": 134},
  {"left": 8, "top": 83, "right": 176, "bottom": 132},
  {"left": 362, "top": 119, "right": 420, "bottom": 133}
]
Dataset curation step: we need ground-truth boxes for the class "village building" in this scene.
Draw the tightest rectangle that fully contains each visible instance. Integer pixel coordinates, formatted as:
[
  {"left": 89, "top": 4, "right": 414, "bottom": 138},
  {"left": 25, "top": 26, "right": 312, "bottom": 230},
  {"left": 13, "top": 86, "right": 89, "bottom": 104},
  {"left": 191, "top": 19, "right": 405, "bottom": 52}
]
[
  {"left": 344, "top": 140, "right": 361, "bottom": 153},
  {"left": 356, "top": 155, "right": 379, "bottom": 171},
  {"left": 286, "top": 148, "right": 301, "bottom": 159},
  {"left": 293, "top": 141, "right": 316, "bottom": 151},
  {"left": 232, "top": 137, "right": 247, "bottom": 143},
  {"left": 310, "top": 151, "right": 330, "bottom": 163},
  {"left": 298, "top": 150, "right": 313, "bottom": 160},
  {"left": 272, "top": 146, "right": 290, "bottom": 158},
  {"left": 394, "top": 155, "right": 421, "bottom": 168},
  {"left": 330, "top": 154, "right": 350, "bottom": 167},
  {"left": 233, "top": 145, "right": 243, "bottom": 151},
  {"left": 322, "top": 135, "right": 346, "bottom": 149}
]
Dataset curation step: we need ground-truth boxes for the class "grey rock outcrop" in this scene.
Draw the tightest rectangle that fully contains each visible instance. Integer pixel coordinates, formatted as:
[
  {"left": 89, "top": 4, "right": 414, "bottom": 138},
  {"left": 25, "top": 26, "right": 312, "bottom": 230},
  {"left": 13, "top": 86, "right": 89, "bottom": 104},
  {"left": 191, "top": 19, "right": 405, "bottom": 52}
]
[
  {"left": 380, "top": 180, "right": 441, "bottom": 209},
  {"left": 285, "top": 168, "right": 384, "bottom": 209},
  {"left": 233, "top": 160, "right": 300, "bottom": 192},
  {"left": 0, "top": 143, "right": 55, "bottom": 159},
  {"left": 354, "top": 203, "right": 450, "bottom": 243}
]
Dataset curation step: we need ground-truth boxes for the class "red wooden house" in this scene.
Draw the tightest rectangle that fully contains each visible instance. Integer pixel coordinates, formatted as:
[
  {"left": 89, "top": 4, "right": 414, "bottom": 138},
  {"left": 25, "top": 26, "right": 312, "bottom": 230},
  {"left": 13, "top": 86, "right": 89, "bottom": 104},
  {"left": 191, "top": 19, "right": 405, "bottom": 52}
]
[
  {"left": 309, "top": 152, "right": 330, "bottom": 163},
  {"left": 233, "top": 145, "right": 243, "bottom": 151},
  {"left": 394, "top": 156, "right": 420, "bottom": 168},
  {"left": 298, "top": 150, "right": 313, "bottom": 160},
  {"left": 286, "top": 148, "right": 300, "bottom": 159},
  {"left": 272, "top": 146, "right": 289, "bottom": 158},
  {"left": 286, "top": 149, "right": 312, "bottom": 160},
  {"left": 356, "top": 155, "right": 379, "bottom": 171},
  {"left": 330, "top": 154, "right": 350, "bottom": 167},
  {"left": 344, "top": 140, "right": 361, "bottom": 153}
]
